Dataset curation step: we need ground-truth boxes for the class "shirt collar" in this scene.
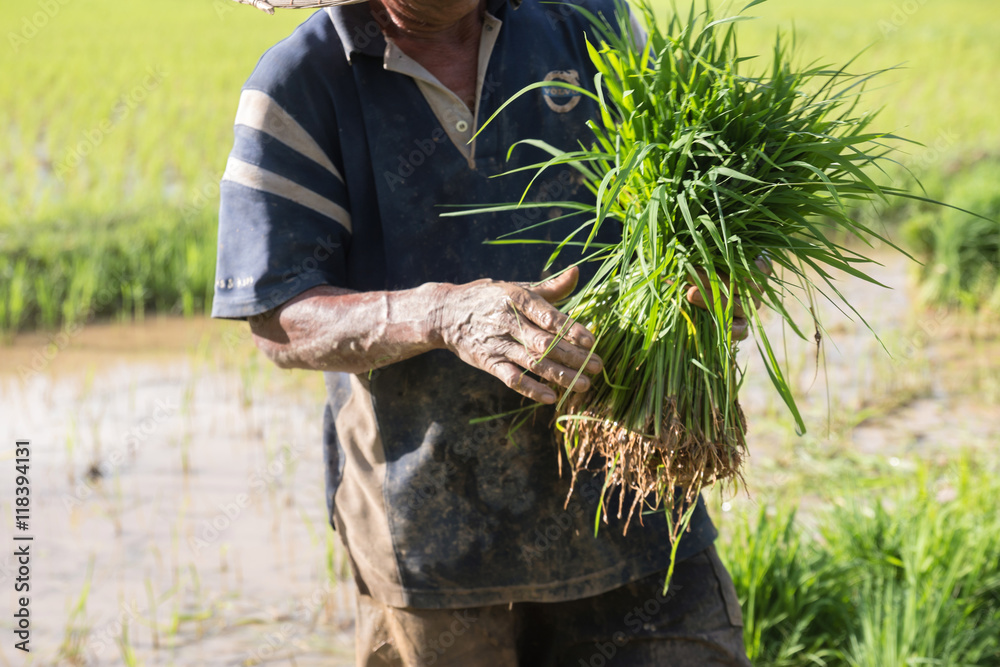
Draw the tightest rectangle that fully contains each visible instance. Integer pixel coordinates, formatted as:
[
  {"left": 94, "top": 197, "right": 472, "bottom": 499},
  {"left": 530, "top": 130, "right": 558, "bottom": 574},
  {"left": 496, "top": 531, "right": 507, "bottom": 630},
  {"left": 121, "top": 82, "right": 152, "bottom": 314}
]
[{"left": 328, "top": 0, "right": 516, "bottom": 64}]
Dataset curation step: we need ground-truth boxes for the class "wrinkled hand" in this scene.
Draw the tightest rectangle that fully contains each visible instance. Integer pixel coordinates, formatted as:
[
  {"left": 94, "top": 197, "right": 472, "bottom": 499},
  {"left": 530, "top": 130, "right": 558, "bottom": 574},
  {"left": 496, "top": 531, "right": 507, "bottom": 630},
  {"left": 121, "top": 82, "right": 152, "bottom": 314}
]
[
  {"left": 436, "top": 268, "right": 602, "bottom": 404},
  {"left": 685, "top": 255, "right": 773, "bottom": 341}
]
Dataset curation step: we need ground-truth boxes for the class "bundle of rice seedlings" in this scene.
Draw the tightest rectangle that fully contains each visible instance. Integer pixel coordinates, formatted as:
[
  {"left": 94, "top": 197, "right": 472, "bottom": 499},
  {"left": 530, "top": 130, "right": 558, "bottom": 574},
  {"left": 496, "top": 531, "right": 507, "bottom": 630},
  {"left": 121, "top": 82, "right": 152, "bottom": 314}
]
[{"left": 458, "top": 0, "right": 934, "bottom": 549}]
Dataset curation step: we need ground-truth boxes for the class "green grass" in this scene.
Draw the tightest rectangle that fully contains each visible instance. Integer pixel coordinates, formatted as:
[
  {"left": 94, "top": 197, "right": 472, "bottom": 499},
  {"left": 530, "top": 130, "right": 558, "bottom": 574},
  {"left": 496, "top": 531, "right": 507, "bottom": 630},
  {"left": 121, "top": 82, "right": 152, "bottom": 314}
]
[
  {"left": 2, "top": 0, "right": 308, "bottom": 226},
  {"left": 0, "top": 208, "right": 217, "bottom": 332},
  {"left": 710, "top": 0, "right": 1000, "bottom": 163},
  {"left": 1, "top": 0, "right": 311, "bottom": 333},
  {"left": 2, "top": 0, "right": 998, "bottom": 334},
  {"left": 719, "top": 458, "right": 1000, "bottom": 666},
  {"left": 901, "top": 159, "right": 1000, "bottom": 312}
]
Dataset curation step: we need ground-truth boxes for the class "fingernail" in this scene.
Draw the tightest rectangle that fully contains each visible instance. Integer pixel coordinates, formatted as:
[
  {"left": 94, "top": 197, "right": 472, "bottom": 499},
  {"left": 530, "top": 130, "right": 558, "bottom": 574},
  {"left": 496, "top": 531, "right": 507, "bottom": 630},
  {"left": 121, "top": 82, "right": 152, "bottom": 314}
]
[{"left": 541, "top": 391, "right": 557, "bottom": 404}]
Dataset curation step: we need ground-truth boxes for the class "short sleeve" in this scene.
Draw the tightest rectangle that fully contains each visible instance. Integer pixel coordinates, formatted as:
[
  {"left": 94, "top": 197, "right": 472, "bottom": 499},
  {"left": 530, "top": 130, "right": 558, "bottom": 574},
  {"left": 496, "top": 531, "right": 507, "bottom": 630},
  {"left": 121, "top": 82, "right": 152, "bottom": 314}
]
[{"left": 211, "top": 51, "right": 352, "bottom": 320}]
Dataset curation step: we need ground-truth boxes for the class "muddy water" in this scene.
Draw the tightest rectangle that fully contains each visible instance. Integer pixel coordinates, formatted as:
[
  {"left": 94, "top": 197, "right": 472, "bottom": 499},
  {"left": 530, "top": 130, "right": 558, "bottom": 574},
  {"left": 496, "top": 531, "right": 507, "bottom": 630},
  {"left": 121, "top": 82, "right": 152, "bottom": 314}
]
[
  {"left": 0, "top": 318, "right": 355, "bottom": 666},
  {"left": 0, "top": 252, "right": 998, "bottom": 665}
]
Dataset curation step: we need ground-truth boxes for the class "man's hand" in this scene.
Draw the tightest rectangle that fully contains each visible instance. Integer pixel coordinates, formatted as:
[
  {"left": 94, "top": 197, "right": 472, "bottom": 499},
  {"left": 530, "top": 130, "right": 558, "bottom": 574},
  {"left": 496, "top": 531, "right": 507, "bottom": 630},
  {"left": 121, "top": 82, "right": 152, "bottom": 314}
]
[
  {"left": 684, "top": 255, "right": 773, "bottom": 341},
  {"left": 435, "top": 267, "right": 602, "bottom": 405}
]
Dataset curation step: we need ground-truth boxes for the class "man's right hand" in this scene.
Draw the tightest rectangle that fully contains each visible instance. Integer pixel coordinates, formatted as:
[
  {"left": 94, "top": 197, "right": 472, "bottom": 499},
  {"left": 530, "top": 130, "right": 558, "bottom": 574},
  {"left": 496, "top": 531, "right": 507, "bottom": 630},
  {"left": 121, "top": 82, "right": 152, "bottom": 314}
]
[{"left": 433, "top": 267, "right": 602, "bottom": 404}]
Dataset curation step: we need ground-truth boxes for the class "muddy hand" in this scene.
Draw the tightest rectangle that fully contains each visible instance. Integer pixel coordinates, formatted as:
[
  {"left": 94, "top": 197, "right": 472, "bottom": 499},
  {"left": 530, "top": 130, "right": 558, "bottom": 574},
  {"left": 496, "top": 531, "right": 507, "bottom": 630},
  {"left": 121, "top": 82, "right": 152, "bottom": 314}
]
[
  {"left": 685, "top": 255, "right": 773, "bottom": 341},
  {"left": 435, "top": 267, "right": 602, "bottom": 404}
]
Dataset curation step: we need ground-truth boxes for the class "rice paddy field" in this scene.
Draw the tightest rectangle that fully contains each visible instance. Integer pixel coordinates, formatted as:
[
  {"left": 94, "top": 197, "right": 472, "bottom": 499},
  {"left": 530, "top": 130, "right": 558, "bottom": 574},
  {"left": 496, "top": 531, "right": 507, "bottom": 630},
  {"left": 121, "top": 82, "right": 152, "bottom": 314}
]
[
  {"left": 1, "top": 0, "right": 999, "bottom": 665},
  {"left": 1, "top": 0, "right": 999, "bottom": 331}
]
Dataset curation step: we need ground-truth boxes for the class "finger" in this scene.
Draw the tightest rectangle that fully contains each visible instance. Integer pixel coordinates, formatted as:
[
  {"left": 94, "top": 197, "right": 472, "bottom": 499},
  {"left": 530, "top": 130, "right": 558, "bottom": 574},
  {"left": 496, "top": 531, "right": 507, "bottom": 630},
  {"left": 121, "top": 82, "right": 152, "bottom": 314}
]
[
  {"left": 687, "top": 261, "right": 770, "bottom": 316},
  {"left": 686, "top": 284, "right": 708, "bottom": 310},
  {"left": 528, "top": 267, "right": 579, "bottom": 304},
  {"left": 731, "top": 296, "right": 746, "bottom": 319},
  {"left": 534, "top": 359, "right": 592, "bottom": 393},
  {"left": 688, "top": 285, "right": 755, "bottom": 326},
  {"left": 505, "top": 344, "right": 592, "bottom": 393},
  {"left": 755, "top": 254, "right": 773, "bottom": 278},
  {"left": 686, "top": 267, "right": 731, "bottom": 311},
  {"left": 521, "top": 326, "right": 603, "bottom": 374},
  {"left": 733, "top": 318, "right": 749, "bottom": 341},
  {"left": 492, "top": 361, "right": 558, "bottom": 404},
  {"left": 513, "top": 289, "right": 595, "bottom": 350},
  {"left": 687, "top": 266, "right": 733, "bottom": 289},
  {"left": 687, "top": 284, "right": 738, "bottom": 314}
]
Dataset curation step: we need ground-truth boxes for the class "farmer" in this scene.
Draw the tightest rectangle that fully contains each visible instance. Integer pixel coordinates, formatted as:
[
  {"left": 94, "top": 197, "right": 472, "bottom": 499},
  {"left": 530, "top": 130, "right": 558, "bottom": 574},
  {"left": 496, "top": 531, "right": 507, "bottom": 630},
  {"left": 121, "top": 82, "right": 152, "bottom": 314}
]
[{"left": 213, "top": 0, "right": 754, "bottom": 663}]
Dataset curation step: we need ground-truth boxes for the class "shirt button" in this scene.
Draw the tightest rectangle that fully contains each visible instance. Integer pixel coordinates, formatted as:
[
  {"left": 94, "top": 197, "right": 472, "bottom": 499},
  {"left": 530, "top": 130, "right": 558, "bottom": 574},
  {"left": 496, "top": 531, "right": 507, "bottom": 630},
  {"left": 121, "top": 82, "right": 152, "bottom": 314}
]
[{"left": 455, "top": 120, "right": 469, "bottom": 132}]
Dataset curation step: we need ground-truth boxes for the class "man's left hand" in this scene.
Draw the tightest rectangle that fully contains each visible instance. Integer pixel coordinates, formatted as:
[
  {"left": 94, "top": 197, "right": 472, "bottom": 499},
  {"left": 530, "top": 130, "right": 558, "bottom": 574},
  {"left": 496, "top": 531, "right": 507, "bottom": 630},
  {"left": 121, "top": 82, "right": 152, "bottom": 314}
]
[{"left": 685, "top": 255, "right": 773, "bottom": 341}]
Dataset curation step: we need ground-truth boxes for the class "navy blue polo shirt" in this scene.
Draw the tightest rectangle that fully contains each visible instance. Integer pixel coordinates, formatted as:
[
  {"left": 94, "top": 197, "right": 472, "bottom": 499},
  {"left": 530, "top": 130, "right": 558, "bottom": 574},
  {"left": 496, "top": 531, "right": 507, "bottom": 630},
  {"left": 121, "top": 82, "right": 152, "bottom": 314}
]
[{"left": 212, "top": 0, "right": 716, "bottom": 608}]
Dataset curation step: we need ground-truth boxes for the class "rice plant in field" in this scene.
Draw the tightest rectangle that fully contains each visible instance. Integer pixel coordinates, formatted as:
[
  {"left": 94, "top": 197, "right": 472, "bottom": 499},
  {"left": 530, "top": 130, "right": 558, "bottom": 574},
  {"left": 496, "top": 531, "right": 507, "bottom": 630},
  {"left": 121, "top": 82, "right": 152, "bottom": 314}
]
[
  {"left": 719, "top": 460, "right": 1000, "bottom": 666},
  {"left": 826, "top": 470, "right": 1000, "bottom": 666},
  {"left": 902, "top": 159, "right": 1000, "bottom": 313},
  {"left": 3, "top": 0, "right": 996, "bottom": 335},
  {"left": 1, "top": 0, "right": 307, "bottom": 335},
  {"left": 463, "top": 0, "right": 935, "bottom": 547},
  {"left": 723, "top": 507, "right": 851, "bottom": 666},
  {"left": 0, "top": 208, "right": 218, "bottom": 335}
]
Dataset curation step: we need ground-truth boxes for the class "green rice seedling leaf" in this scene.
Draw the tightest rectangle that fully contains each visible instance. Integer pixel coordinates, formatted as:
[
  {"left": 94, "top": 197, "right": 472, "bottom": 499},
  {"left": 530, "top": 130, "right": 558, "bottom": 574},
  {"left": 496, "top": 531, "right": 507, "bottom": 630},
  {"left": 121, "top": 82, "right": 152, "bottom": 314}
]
[
  {"left": 473, "top": 81, "right": 601, "bottom": 144},
  {"left": 703, "top": 16, "right": 756, "bottom": 31}
]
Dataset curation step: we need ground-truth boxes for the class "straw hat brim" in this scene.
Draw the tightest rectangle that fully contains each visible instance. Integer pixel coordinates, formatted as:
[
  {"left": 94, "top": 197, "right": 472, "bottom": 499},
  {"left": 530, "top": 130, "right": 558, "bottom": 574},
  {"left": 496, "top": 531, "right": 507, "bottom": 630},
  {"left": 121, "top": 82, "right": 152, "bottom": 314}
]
[{"left": 233, "top": 0, "right": 368, "bottom": 14}]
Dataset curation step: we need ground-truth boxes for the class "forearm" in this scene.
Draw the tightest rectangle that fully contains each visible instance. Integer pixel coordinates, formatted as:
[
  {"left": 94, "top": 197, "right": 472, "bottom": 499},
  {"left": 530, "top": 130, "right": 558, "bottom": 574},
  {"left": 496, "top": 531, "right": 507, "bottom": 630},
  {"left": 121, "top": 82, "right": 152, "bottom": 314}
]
[
  {"left": 250, "top": 283, "right": 448, "bottom": 374},
  {"left": 250, "top": 270, "right": 602, "bottom": 404}
]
